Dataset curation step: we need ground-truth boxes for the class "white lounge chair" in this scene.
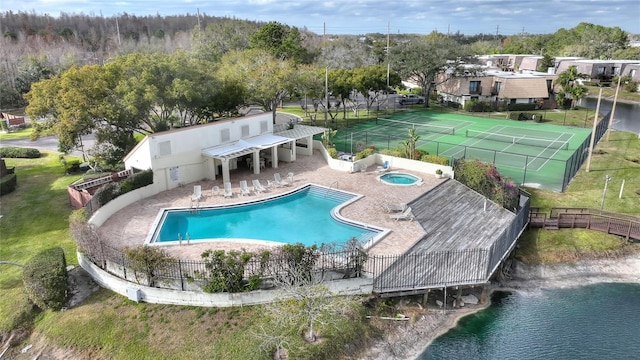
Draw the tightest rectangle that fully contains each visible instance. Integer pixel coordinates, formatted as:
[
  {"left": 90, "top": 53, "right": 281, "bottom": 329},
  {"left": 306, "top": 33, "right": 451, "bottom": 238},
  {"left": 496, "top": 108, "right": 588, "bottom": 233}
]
[
  {"left": 389, "top": 207, "right": 414, "bottom": 221},
  {"left": 274, "top": 173, "right": 289, "bottom": 187},
  {"left": 287, "top": 172, "right": 294, "bottom": 184},
  {"left": 382, "top": 202, "right": 407, "bottom": 213},
  {"left": 376, "top": 160, "right": 390, "bottom": 173},
  {"left": 239, "top": 180, "right": 251, "bottom": 196},
  {"left": 212, "top": 185, "right": 220, "bottom": 197},
  {"left": 223, "top": 182, "right": 233, "bottom": 198},
  {"left": 252, "top": 179, "right": 266, "bottom": 193},
  {"left": 191, "top": 185, "right": 202, "bottom": 202}
]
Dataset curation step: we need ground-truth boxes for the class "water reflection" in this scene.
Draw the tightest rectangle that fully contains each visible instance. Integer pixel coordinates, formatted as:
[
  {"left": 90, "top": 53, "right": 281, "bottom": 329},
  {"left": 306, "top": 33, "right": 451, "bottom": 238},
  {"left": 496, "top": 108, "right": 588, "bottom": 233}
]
[{"left": 577, "top": 97, "right": 640, "bottom": 134}]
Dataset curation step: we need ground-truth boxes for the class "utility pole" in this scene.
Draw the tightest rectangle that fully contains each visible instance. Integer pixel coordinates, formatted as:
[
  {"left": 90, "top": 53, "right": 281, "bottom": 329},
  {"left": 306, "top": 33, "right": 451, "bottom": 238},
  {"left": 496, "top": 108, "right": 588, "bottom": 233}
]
[
  {"left": 324, "top": 22, "right": 328, "bottom": 128},
  {"left": 386, "top": 21, "right": 390, "bottom": 88},
  {"left": 585, "top": 88, "right": 603, "bottom": 172},
  {"left": 606, "top": 75, "right": 621, "bottom": 141},
  {"left": 115, "top": 15, "right": 121, "bottom": 46}
]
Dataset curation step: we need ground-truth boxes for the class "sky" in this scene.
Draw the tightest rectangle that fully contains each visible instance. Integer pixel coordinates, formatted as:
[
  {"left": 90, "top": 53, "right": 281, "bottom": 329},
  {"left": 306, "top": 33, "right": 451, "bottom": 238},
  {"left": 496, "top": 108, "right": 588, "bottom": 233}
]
[{"left": 2, "top": 0, "right": 639, "bottom": 36}]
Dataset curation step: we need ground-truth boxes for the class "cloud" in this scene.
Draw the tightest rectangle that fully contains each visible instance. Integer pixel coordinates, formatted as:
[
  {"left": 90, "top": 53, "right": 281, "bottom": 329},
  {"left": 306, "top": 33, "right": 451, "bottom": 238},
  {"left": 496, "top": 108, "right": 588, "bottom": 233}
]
[{"left": 2, "top": 0, "right": 638, "bottom": 35}]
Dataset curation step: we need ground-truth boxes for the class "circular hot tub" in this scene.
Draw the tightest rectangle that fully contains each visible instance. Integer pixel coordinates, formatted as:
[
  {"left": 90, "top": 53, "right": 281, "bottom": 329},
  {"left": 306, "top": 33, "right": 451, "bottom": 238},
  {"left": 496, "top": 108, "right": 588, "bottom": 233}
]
[{"left": 378, "top": 172, "right": 422, "bottom": 186}]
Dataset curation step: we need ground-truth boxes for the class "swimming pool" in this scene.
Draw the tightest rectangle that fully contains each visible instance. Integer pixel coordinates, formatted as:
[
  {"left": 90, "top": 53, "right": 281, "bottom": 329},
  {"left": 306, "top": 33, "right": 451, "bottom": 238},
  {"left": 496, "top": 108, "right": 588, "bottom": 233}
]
[
  {"left": 147, "top": 184, "right": 385, "bottom": 248},
  {"left": 378, "top": 172, "right": 422, "bottom": 186}
]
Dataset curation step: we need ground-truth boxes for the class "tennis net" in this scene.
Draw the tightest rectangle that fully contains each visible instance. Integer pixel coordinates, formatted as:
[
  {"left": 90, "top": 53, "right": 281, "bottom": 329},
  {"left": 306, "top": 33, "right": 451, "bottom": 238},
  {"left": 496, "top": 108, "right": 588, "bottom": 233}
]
[
  {"left": 465, "top": 129, "right": 569, "bottom": 150},
  {"left": 376, "top": 118, "right": 455, "bottom": 135}
]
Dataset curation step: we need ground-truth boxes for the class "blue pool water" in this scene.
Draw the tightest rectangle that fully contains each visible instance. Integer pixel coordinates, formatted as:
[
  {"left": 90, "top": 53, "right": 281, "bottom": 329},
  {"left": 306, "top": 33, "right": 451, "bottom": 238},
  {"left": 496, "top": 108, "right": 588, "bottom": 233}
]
[
  {"left": 152, "top": 185, "right": 379, "bottom": 246},
  {"left": 380, "top": 172, "right": 421, "bottom": 185}
]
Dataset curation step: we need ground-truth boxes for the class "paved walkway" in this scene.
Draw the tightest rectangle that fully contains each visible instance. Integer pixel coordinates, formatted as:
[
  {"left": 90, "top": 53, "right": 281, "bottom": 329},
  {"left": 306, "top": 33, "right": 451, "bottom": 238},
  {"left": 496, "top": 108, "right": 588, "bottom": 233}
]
[{"left": 98, "top": 151, "right": 446, "bottom": 260}]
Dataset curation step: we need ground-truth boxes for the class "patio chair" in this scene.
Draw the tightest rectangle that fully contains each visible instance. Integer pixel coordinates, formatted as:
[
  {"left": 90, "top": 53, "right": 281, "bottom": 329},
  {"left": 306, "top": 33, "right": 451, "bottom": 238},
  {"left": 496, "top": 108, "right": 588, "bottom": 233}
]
[
  {"left": 382, "top": 202, "right": 407, "bottom": 213},
  {"left": 223, "top": 182, "right": 233, "bottom": 198},
  {"left": 287, "top": 172, "right": 294, "bottom": 184},
  {"left": 211, "top": 185, "right": 220, "bottom": 197},
  {"left": 191, "top": 185, "right": 202, "bottom": 202},
  {"left": 239, "top": 180, "right": 251, "bottom": 196},
  {"left": 252, "top": 179, "right": 266, "bottom": 193},
  {"left": 389, "top": 207, "right": 414, "bottom": 221},
  {"left": 376, "top": 160, "right": 390, "bottom": 173},
  {"left": 274, "top": 173, "right": 289, "bottom": 187}
]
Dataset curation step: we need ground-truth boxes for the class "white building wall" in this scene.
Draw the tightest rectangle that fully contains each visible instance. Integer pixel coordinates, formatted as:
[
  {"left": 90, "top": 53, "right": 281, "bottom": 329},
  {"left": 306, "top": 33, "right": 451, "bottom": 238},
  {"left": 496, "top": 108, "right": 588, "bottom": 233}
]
[
  {"left": 124, "top": 137, "right": 152, "bottom": 171},
  {"left": 124, "top": 113, "right": 274, "bottom": 191}
]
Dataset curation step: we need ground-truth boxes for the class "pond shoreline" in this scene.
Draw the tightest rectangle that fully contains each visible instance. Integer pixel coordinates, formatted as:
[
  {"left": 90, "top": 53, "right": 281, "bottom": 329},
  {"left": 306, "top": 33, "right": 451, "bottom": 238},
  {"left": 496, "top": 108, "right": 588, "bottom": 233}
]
[{"left": 359, "top": 253, "right": 640, "bottom": 360}]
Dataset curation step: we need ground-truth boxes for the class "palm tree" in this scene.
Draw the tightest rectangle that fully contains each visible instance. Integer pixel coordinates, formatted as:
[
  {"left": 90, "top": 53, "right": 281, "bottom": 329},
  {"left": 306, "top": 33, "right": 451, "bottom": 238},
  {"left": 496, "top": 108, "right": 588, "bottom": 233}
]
[
  {"left": 554, "top": 65, "right": 589, "bottom": 109},
  {"left": 407, "top": 128, "right": 420, "bottom": 159}
]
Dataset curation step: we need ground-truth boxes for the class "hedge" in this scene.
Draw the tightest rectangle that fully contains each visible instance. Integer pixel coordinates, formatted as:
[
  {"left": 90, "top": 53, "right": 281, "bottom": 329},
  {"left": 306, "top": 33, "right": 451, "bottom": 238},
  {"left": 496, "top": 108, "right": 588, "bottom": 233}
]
[
  {"left": 420, "top": 154, "right": 449, "bottom": 166},
  {"left": 0, "top": 147, "right": 41, "bottom": 158},
  {"left": 93, "top": 169, "right": 154, "bottom": 206},
  {"left": 22, "top": 247, "right": 68, "bottom": 310},
  {"left": 506, "top": 103, "right": 537, "bottom": 111},
  {"left": 0, "top": 173, "right": 17, "bottom": 195}
]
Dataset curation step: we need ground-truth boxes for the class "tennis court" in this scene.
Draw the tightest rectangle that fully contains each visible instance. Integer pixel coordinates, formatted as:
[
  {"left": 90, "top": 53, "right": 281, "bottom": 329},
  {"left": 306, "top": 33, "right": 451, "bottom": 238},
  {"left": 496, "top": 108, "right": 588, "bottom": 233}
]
[{"left": 333, "top": 111, "right": 604, "bottom": 192}]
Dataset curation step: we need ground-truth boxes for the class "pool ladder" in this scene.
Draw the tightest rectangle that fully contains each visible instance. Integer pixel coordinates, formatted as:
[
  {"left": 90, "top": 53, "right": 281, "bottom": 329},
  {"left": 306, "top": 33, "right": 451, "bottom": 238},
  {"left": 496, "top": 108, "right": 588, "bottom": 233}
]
[
  {"left": 177, "top": 232, "right": 191, "bottom": 245},
  {"left": 326, "top": 181, "right": 339, "bottom": 197}
]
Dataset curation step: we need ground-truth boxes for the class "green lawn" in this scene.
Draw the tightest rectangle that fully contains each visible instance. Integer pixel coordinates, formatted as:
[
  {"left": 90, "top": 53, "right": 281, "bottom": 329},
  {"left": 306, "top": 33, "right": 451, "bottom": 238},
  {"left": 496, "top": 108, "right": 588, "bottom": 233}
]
[
  {"left": 516, "top": 130, "right": 640, "bottom": 264},
  {"left": 0, "top": 152, "right": 82, "bottom": 332},
  {"left": 0, "top": 127, "right": 34, "bottom": 141}
]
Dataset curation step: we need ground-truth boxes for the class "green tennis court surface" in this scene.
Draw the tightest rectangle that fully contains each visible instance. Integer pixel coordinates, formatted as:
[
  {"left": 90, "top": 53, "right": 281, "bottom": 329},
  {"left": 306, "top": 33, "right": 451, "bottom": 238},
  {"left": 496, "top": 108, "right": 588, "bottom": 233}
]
[{"left": 334, "top": 111, "right": 599, "bottom": 192}]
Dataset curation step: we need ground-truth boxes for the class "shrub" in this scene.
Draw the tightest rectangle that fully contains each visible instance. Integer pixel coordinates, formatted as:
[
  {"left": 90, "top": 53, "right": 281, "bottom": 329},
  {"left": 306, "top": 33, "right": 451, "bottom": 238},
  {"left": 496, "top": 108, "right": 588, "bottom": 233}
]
[
  {"left": 0, "top": 173, "right": 17, "bottom": 195},
  {"left": 624, "top": 81, "right": 638, "bottom": 93},
  {"left": 454, "top": 159, "right": 519, "bottom": 211},
  {"left": 420, "top": 154, "right": 449, "bottom": 166},
  {"left": 354, "top": 148, "right": 374, "bottom": 160},
  {"left": 198, "top": 249, "right": 261, "bottom": 293},
  {"left": 22, "top": 247, "right": 68, "bottom": 310},
  {"left": 93, "top": 182, "right": 119, "bottom": 206},
  {"left": 327, "top": 147, "right": 338, "bottom": 159},
  {"left": 380, "top": 148, "right": 403, "bottom": 157},
  {"left": 124, "top": 246, "right": 176, "bottom": 287},
  {"left": 118, "top": 169, "right": 153, "bottom": 195},
  {"left": 0, "top": 147, "right": 41, "bottom": 158},
  {"left": 506, "top": 103, "right": 537, "bottom": 111},
  {"left": 464, "top": 100, "right": 493, "bottom": 112}
]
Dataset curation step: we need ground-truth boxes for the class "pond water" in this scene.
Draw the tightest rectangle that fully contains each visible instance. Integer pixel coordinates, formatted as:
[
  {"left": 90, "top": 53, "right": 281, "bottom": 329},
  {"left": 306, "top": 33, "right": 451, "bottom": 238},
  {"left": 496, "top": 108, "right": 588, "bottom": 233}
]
[
  {"left": 418, "top": 283, "right": 640, "bottom": 359},
  {"left": 578, "top": 97, "right": 640, "bottom": 134}
]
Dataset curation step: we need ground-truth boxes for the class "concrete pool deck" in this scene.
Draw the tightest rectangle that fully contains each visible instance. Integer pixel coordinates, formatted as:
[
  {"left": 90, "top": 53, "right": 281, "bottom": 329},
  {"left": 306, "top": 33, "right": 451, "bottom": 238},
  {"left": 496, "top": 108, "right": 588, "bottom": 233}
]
[{"left": 97, "top": 150, "right": 446, "bottom": 260}]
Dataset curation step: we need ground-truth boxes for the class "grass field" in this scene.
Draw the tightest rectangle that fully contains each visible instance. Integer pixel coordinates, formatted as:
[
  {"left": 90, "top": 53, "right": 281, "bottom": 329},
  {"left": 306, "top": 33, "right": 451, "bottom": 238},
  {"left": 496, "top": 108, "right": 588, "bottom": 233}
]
[{"left": 0, "top": 152, "right": 82, "bottom": 332}]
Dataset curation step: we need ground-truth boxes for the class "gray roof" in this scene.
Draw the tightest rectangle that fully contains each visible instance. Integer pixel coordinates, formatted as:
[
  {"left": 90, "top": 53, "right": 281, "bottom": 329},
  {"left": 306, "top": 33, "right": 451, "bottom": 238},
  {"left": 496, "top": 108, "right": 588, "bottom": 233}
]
[{"left": 408, "top": 180, "right": 516, "bottom": 253}]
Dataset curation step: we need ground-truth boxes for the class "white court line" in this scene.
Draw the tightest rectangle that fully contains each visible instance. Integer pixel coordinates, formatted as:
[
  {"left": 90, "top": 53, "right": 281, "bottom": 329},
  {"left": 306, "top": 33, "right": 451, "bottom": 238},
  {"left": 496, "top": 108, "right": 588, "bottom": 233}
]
[
  {"left": 524, "top": 131, "right": 574, "bottom": 171},
  {"left": 440, "top": 125, "right": 510, "bottom": 159}
]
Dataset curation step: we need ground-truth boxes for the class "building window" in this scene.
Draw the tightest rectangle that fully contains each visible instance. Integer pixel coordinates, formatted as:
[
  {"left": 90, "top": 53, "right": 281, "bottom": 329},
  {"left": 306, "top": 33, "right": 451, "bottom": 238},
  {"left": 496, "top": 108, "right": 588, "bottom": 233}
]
[
  {"left": 260, "top": 121, "right": 268, "bottom": 134},
  {"left": 596, "top": 66, "right": 605, "bottom": 75},
  {"left": 493, "top": 81, "right": 502, "bottom": 94},
  {"left": 469, "top": 81, "right": 481, "bottom": 94},
  {"left": 241, "top": 125, "right": 250, "bottom": 137},
  {"left": 220, "top": 128, "right": 230, "bottom": 142}
]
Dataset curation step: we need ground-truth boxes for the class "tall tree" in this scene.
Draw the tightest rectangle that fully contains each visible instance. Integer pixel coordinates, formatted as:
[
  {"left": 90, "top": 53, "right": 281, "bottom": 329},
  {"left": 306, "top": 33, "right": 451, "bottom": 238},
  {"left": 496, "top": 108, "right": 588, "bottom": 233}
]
[
  {"left": 555, "top": 65, "right": 589, "bottom": 109},
  {"left": 220, "top": 49, "right": 298, "bottom": 123},
  {"left": 249, "top": 21, "right": 310, "bottom": 64},
  {"left": 390, "top": 32, "right": 471, "bottom": 107}
]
